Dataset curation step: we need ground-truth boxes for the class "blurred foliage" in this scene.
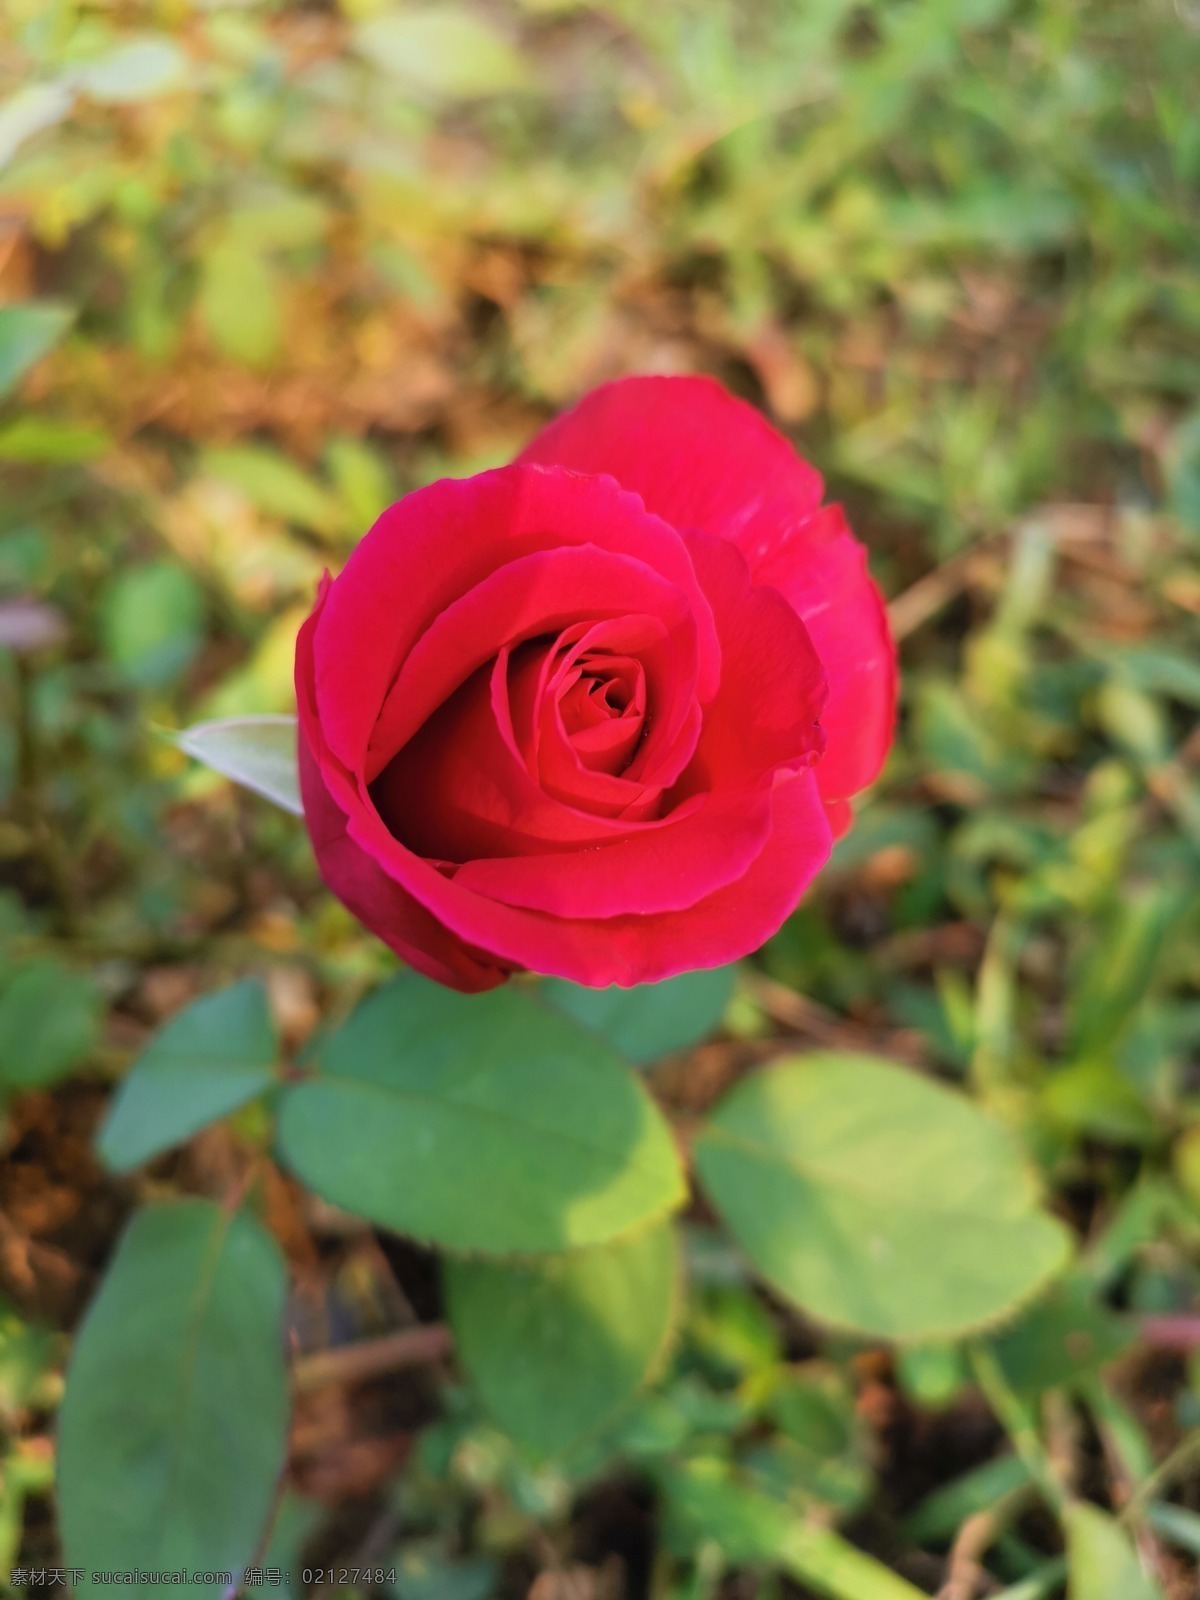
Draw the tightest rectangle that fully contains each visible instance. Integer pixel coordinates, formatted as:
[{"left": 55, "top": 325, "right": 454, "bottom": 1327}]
[{"left": 2, "top": 0, "right": 1200, "bottom": 1594}]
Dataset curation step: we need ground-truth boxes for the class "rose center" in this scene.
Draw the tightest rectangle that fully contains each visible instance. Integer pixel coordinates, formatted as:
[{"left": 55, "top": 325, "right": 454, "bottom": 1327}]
[{"left": 553, "top": 650, "right": 645, "bottom": 776}]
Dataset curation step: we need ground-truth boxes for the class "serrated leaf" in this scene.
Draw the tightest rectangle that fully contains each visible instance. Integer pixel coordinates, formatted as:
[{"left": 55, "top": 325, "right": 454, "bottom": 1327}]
[
  {"left": 1065, "top": 1502, "right": 1163, "bottom": 1600},
  {"left": 174, "top": 715, "right": 302, "bottom": 815},
  {"left": 355, "top": 8, "right": 530, "bottom": 100},
  {"left": 541, "top": 965, "right": 737, "bottom": 1066},
  {"left": 97, "top": 980, "right": 278, "bottom": 1172},
  {"left": 0, "top": 302, "right": 74, "bottom": 399},
  {"left": 276, "top": 973, "right": 687, "bottom": 1254},
  {"left": 445, "top": 1220, "right": 679, "bottom": 1456},
  {"left": 0, "top": 959, "right": 101, "bottom": 1092},
  {"left": 57, "top": 1201, "right": 289, "bottom": 1598},
  {"left": 694, "top": 1053, "right": 1072, "bottom": 1341}
]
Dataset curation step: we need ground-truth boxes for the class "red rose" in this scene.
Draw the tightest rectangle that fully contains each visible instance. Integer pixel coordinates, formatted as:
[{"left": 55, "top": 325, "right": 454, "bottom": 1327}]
[{"left": 295, "top": 375, "right": 896, "bottom": 992}]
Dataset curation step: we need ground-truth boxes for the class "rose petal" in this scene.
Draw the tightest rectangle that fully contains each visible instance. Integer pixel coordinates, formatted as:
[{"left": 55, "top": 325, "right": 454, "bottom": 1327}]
[
  {"left": 299, "top": 729, "right": 507, "bottom": 992},
  {"left": 366, "top": 543, "right": 697, "bottom": 780},
  {"left": 314, "top": 462, "right": 720, "bottom": 773},
  {"left": 751, "top": 504, "right": 896, "bottom": 806},
  {"left": 520, "top": 376, "right": 895, "bottom": 808},
  {"left": 519, "top": 374, "right": 825, "bottom": 550},
  {"left": 673, "top": 528, "right": 827, "bottom": 793},
  {"left": 344, "top": 764, "right": 833, "bottom": 986},
  {"left": 370, "top": 653, "right": 660, "bottom": 862},
  {"left": 453, "top": 785, "right": 774, "bottom": 917}
]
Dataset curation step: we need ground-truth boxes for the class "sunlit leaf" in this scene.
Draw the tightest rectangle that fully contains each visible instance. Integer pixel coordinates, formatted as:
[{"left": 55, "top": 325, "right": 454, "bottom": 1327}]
[
  {"left": 75, "top": 39, "right": 188, "bottom": 104},
  {"left": 355, "top": 8, "right": 530, "bottom": 100},
  {"left": 202, "top": 445, "right": 343, "bottom": 536},
  {"left": 0, "top": 82, "right": 74, "bottom": 170},
  {"left": 197, "top": 240, "right": 281, "bottom": 367},
  {"left": 277, "top": 973, "right": 687, "bottom": 1254},
  {"left": 1065, "top": 1502, "right": 1162, "bottom": 1600},
  {"left": 174, "top": 715, "right": 302, "bottom": 815},
  {"left": 0, "top": 418, "right": 108, "bottom": 462},
  {"left": 694, "top": 1053, "right": 1072, "bottom": 1340},
  {"left": 662, "top": 1462, "right": 930, "bottom": 1600}
]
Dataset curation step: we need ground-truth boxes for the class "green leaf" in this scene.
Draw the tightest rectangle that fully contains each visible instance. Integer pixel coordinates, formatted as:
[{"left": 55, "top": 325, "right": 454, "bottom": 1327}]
[
  {"left": 1065, "top": 1502, "right": 1163, "bottom": 1600},
  {"left": 355, "top": 8, "right": 530, "bottom": 100},
  {"left": 0, "top": 302, "right": 74, "bottom": 400},
  {"left": 747, "top": 1366, "right": 873, "bottom": 1515},
  {"left": 903, "top": 1453, "right": 1032, "bottom": 1543},
  {"left": 57, "top": 1200, "right": 290, "bottom": 1598},
  {"left": 694, "top": 1053, "right": 1072, "bottom": 1341},
  {"left": 197, "top": 240, "right": 282, "bottom": 367},
  {"left": 913, "top": 678, "right": 1013, "bottom": 797},
  {"left": 75, "top": 38, "right": 188, "bottom": 104},
  {"left": 1067, "top": 886, "right": 1184, "bottom": 1057},
  {"left": 1041, "top": 1057, "right": 1158, "bottom": 1145},
  {"left": 993, "top": 1560, "right": 1068, "bottom": 1600},
  {"left": 894, "top": 1341, "right": 969, "bottom": 1411},
  {"left": 325, "top": 437, "right": 396, "bottom": 534},
  {"left": 174, "top": 715, "right": 301, "bottom": 815},
  {"left": 392, "top": 1550, "right": 497, "bottom": 1600},
  {"left": 0, "top": 1299, "right": 57, "bottom": 1416},
  {"left": 225, "top": 192, "right": 329, "bottom": 252},
  {"left": 100, "top": 560, "right": 205, "bottom": 688},
  {"left": 541, "top": 965, "right": 737, "bottom": 1065},
  {"left": 1145, "top": 1502, "right": 1200, "bottom": 1560},
  {"left": 0, "top": 959, "right": 101, "bottom": 1092},
  {"left": 276, "top": 974, "right": 687, "bottom": 1254},
  {"left": 445, "top": 1220, "right": 679, "bottom": 1457},
  {"left": 0, "top": 417, "right": 109, "bottom": 462},
  {"left": 202, "top": 445, "right": 344, "bottom": 537},
  {"left": 661, "top": 1462, "right": 929, "bottom": 1600},
  {"left": 260, "top": 1492, "right": 323, "bottom": 1600},
  {"left": 97, "top": 980, "right": 278, "bottom": 1172}
]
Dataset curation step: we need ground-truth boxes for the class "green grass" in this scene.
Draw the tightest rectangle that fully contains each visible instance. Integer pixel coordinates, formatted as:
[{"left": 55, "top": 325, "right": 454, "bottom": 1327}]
[{"left": 2, "top": 0, "right": 1200, "bottom": 1592}]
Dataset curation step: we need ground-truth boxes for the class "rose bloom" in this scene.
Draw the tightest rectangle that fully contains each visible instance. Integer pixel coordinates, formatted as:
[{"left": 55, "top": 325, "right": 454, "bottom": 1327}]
[{"left": 296, "top": 376, "right": 896, "bottom": 992}]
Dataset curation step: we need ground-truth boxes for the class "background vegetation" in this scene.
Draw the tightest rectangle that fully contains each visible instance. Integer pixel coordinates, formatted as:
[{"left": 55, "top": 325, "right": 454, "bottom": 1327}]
[{"left": 2, "top": 0, "right": 1200, "bottom": 1596}]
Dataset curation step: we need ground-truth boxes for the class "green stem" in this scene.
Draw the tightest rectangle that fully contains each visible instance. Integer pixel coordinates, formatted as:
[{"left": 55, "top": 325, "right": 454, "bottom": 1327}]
[
  {"left": 969, "top": 1345, "right": 1065, "bottom": 1514},
  {"left": 1121, "top": 1428, "right": 1200, "bottom": 1527}
]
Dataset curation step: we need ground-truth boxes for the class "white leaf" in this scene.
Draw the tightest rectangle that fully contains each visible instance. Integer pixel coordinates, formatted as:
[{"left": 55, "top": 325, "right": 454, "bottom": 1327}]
[
  {"left": 75, "top": 39, "right": 189, "bottom": 104},
  {"left": 0, "top": 82, "right": 75, "bottom": 171},
  {"left": 174, "top": 714, "right": 302, "bottom": 816}
]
